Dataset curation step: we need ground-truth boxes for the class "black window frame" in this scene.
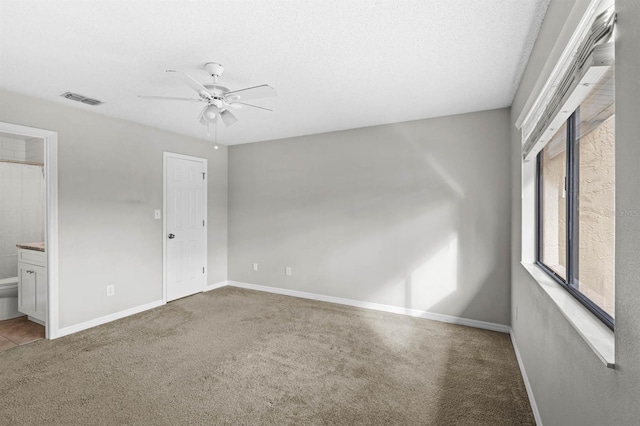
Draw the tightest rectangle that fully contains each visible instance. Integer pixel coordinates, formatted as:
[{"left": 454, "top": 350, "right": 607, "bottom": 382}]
[{"left": 536, "top": 109, "right": 615, "bottom": 331}]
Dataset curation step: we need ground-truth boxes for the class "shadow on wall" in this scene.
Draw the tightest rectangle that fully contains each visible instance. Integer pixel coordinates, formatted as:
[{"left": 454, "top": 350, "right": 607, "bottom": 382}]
[{"left": 230, "top": 115, "right": 508, "bottom": 324}]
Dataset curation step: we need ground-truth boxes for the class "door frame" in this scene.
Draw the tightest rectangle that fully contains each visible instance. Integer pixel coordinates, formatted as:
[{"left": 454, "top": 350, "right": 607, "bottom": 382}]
[
  {"left": 0, "top": 121, "right": 59, "bottom": 339},
  {"left": 162, "top": 152, "right": 208, "bottom": 303}
]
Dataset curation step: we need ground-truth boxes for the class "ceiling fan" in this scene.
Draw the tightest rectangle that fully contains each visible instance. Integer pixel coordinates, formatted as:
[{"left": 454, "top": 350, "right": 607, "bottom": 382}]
[{"left": 139, "top": 62, "right": 276, "bottom": 139}]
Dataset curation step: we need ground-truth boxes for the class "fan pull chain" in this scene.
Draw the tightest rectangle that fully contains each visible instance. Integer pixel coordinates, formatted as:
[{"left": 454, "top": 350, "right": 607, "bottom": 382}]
[{"left": 214, "top": 117, "right": 219, "bottom": 150}]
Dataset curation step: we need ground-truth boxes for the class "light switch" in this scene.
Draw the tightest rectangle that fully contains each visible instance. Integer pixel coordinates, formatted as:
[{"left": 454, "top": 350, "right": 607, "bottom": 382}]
[{"left": 154, "top": 209, "right": 161, "bottom": 219}]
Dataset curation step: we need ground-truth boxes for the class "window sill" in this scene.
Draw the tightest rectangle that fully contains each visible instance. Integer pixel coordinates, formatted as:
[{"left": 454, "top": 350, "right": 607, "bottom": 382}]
[{"left": 520, "top": 262, "right": 615, "bottom": 369}]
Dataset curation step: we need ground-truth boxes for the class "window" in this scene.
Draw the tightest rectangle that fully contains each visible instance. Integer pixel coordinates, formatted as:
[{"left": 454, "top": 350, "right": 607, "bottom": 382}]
[
  {"left": 539, "top": 123, "right": 567, "bottom": 280},
  {"left": 536, "top": 67, "right": 615, "bottom": 330}
]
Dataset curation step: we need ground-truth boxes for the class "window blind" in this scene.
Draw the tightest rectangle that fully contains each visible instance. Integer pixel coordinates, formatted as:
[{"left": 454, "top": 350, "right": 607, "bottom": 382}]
[{"left": 522, "top": 9, "right": 615, "bottom": 161}]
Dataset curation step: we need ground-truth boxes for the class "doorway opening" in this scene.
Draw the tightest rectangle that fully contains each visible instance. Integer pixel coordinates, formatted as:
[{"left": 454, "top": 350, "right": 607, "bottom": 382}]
[{"left": 0, "top": 122, "right": 58, "bottom": 346}]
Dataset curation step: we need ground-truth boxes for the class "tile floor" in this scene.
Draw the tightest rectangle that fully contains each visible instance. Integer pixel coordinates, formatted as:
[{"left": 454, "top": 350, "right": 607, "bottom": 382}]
[{"left": 0, "top": 316, "right": 44, "bottom": 353}]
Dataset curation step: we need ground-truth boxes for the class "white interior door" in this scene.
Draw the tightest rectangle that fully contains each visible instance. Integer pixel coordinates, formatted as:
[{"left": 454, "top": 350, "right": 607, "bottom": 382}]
[{"left": 164, "top": 153, "right": 207, "bottom": 302}]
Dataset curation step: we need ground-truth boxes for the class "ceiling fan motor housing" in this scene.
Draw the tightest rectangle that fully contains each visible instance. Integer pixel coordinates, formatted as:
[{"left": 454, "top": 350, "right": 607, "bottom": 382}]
[{"left": 205, "top": 62, "right": 224, "bottom": 79}]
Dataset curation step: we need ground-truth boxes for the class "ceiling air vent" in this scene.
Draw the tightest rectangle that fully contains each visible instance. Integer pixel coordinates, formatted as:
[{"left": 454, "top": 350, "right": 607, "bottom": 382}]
[
  {"left": 60, "top": 92, "right": 103, "bottom": 106},
  {"left": 80, "top": 98, "right": 102, "bottom": 106}
]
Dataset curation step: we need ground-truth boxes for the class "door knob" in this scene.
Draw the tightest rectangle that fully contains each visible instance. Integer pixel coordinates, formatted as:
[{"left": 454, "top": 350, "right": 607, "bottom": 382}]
[{"left": 168, "top": 234, "right": 175, "bottom": 239}]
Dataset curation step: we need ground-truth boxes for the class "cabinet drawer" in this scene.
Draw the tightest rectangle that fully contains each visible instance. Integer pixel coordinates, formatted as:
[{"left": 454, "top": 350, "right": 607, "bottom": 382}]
[{"left": 18, "top": 249, "right": 46, "bottom": 267}]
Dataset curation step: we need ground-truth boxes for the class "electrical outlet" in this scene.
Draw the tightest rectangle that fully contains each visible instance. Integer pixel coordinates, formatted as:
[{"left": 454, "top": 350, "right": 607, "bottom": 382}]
[
  {"left": 253, "top": 263, "right": 258, "bottom": 271},
  {"left": 286, "top": 267, "right": 292, "bottom": 276},
  {"left": 106, "top": 285, "right": 115, "bottom": 297},
  {"left": 154, "top": 209, "right": 161, "bottom": 219}
]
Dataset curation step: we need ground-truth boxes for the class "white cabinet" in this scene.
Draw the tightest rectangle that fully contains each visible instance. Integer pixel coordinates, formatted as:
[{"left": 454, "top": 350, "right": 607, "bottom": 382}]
[{"left": 17, "top": 249, "right": 46, "bottom": 323}]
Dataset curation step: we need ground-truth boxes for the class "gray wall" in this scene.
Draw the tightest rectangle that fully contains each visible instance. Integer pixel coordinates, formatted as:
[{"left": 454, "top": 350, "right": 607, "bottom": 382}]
[
  {"left": 0, "top": 90, "right": 228, "bottom": 329},
  {"left": 510, "top": 0, "right": 640, "bottom": 424},
  {"left": 229, "top": 109, "right": 511, "bottom": 326}
]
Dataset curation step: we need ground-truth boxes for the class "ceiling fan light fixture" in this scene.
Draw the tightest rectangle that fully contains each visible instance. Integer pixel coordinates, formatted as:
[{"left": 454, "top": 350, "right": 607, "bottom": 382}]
[{"left": 204, "top": 106, "right": 218, "bottom": 120}]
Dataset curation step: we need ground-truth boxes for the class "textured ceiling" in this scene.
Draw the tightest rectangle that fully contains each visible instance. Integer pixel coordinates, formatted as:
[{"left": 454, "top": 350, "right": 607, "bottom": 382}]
[{"left": 0, "top": 0, "right": 550, "bottom": 145}]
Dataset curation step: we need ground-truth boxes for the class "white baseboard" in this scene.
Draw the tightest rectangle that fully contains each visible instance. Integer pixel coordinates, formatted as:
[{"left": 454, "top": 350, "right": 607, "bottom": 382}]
[
  {"left": 225, "top": 280, "right": 511, "bottom": 334},
  {"left": 510, "top": 331, "right": 542, "bottom": 426},
  {"left": 57, "top": 299, "right": 165, "bottom": 338},
  {"left": 204, "top": 280, "right": 229, "bottom": 292},
  {"left": 28, "top": 316, "right": 45, "bottom": 326}
]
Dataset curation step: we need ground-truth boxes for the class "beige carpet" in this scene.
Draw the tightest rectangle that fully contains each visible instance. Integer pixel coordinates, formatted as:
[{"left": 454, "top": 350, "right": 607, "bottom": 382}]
[{"left": 0, "top": 287, "right": 534, "bottom": 425}]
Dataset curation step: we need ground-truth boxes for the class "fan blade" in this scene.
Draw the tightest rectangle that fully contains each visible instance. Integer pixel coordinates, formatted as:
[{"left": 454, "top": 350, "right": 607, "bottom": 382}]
[
  {"left": 197, "top": 105, "right": 208, "bottom": 122},
  {"left": 139, "top": 95, "right": 202, "bottom": 102},
  {"left": 220, "top": 110, "right": 238, "bottom": 127},
  {"left": 182, "top": 73, "right": 213, "bottom": 100},
  {"left": 225, "top": 84, "right": 276, "bottom": 102},
  {"left": 236, "top": 102, "right": 273, "bottom": 112}
]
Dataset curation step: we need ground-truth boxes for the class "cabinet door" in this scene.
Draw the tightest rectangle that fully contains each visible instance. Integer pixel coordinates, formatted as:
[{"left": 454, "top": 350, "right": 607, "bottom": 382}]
[
  {"left": 18, "top": 263, "right": 36, "bottom": 317},
  {"left": 33, "top": 265, "right": 47, "bottom": 322}
]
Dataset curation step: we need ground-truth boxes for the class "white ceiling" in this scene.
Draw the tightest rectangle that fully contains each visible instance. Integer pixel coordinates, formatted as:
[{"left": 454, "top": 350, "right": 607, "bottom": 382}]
[{"left": 0, "top": 0, "right": 550, "bottom": 146}]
